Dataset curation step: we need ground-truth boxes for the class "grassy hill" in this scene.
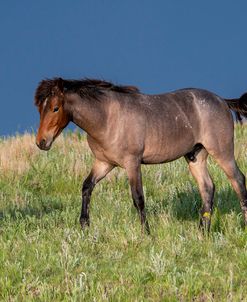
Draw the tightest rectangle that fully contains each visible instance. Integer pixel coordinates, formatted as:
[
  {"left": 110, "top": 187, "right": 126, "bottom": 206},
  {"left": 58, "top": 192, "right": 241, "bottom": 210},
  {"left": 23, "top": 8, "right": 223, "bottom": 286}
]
[{"left": 1, "top": 126, "right": 247, "bottom": 301}]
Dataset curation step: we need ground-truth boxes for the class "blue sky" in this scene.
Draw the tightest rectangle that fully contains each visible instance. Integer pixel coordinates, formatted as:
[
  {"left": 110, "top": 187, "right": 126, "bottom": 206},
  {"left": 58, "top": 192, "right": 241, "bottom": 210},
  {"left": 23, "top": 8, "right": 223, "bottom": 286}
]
[{"left": 0, "top": 1, "right": 247, "bottom": 136}]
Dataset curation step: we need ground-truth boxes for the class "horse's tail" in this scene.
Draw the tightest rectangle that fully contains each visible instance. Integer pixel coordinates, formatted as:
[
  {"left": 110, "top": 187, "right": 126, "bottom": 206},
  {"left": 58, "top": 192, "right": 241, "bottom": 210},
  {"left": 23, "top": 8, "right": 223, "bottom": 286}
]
[{"left": 225, "top": 93, "right": 247, "bottom": 123}]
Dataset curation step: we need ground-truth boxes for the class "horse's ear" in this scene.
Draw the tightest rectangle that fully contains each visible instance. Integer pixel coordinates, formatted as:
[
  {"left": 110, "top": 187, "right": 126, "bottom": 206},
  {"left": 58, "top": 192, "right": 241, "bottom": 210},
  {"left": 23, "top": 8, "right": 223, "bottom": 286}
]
[{"left": 57, "top": 78, "right": 64, "bottom": 93}]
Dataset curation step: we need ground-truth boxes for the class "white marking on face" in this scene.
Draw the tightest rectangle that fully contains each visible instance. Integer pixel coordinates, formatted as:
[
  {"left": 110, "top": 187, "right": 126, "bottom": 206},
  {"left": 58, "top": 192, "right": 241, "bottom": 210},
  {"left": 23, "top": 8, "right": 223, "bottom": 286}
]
[{"left": 43, "top": 98, "right": 48, "bottom": 110}]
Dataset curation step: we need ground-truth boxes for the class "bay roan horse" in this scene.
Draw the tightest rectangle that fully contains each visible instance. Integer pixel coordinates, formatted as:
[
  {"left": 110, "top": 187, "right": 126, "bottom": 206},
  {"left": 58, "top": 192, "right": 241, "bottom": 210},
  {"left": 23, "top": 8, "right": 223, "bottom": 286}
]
[{"left": 35, "top": 78, "right": 247, "bottom": 233}]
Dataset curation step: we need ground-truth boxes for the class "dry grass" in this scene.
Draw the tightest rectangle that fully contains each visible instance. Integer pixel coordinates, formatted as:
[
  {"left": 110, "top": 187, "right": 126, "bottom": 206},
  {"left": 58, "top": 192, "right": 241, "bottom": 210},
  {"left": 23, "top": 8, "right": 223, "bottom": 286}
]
[
  {"left": 0, "top": 132, "right": 91, "bottom": 177},
  {"left": 0, "top": 133, "right": 38, "bottom": 175}
]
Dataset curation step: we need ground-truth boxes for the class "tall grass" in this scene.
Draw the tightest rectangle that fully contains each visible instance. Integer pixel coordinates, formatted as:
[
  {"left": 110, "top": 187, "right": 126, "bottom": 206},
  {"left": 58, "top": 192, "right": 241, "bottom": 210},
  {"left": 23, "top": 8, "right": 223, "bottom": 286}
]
[{"left": 0, "top": 126, "right": 247, "bottom": 301}]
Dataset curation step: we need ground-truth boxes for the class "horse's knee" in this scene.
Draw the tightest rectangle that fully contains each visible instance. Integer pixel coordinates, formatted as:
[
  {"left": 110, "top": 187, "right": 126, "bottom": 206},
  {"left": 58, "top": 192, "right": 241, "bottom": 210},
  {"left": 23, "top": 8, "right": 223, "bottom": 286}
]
[{"left": 82, "top": 177, "right": 94, "bottom": 195}]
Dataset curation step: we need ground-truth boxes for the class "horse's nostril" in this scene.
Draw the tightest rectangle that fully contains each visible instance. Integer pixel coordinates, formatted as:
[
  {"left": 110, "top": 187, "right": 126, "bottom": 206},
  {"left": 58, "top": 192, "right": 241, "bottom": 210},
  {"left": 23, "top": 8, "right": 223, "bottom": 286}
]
[{"left": 39, "top": 139, "right": 46, "bottom": 148}]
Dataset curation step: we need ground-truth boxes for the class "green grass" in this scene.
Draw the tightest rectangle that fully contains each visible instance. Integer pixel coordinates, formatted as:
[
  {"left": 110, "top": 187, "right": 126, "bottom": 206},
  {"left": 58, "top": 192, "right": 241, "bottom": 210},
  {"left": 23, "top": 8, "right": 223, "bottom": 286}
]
[{"left": 1, "top": 127, "right": 247, "bottom": 301}]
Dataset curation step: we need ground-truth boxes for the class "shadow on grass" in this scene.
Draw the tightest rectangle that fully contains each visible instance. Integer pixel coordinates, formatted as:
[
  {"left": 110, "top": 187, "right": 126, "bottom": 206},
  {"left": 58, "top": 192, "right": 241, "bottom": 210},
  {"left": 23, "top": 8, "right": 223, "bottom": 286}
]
[
  {"left": 0, "top": 184, "right": 242, "bottom": 228},
  {"left": 0, "top": 197, "right": 64, "bottom": 223},
  {"left": 146, "top": 185, "right": 242, "bottom": 222}
]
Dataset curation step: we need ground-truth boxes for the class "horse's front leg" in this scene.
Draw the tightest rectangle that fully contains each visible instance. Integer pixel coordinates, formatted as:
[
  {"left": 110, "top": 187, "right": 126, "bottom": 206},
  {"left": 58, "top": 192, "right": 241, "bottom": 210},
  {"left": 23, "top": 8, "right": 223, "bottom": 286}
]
[
  {"left": 125, "top": 161, "right": 150, "bottom": 234},
  {"left": 80, "top": 159, "right": 114, "bottom": 229}
]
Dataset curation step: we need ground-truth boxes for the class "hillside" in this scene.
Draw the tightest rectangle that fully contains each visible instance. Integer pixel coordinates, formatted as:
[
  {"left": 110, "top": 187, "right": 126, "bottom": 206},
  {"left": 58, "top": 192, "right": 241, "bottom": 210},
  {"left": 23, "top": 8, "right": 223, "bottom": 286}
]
[{"left": 1, "top": 127, "right": 247, "bottom": 301}]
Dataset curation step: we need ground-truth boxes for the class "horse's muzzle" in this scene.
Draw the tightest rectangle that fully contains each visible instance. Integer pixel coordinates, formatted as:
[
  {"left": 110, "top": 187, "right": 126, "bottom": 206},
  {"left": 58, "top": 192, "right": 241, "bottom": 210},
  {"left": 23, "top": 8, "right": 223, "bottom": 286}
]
[{"left": 36, "top": 138, "right": 52, "bottom": 151}]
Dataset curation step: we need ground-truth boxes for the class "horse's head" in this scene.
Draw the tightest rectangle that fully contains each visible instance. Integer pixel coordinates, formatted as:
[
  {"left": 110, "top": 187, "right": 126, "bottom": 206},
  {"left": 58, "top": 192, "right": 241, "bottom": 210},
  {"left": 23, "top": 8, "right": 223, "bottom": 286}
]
[{"left": 35, "top": 78, "right": 70, "bottom": 151}]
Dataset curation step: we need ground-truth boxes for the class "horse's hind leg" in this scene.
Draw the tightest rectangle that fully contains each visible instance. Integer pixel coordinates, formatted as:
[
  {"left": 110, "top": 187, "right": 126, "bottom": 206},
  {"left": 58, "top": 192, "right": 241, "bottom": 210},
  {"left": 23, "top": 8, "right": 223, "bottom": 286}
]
[
  {"left": 185, "top": 148, "right": 215, "bottom": 232},
  {"left": 211, "top": 152, "right": 247, "bottom": 226},
  {"left": 80, "top": 159, "right": 114, "bottom": 229}
]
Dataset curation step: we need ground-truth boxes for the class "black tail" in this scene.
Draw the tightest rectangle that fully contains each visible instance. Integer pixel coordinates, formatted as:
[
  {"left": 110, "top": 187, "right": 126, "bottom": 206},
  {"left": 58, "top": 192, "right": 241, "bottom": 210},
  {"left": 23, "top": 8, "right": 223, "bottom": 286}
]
[{"left": 225, "top": 93, "right": 247, "bottom": 123}]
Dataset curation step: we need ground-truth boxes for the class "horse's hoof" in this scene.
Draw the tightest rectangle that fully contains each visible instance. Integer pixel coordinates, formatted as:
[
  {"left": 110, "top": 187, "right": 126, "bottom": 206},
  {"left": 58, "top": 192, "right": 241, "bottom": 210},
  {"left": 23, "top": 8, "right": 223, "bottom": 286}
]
[
  {"left": 199, "top": 219, "right": 211, "bottom": 234},
  {"left": 141, "top": 221, "right": 151, "bottom": 235},
  {"left": 80, "top": 218, "right": 90, "bottom": 229}
]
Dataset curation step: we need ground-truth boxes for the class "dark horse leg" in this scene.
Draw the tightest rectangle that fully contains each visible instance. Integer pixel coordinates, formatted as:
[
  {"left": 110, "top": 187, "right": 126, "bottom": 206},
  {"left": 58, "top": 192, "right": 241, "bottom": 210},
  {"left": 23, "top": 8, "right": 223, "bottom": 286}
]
[
  {"left": 80, "top": 160, "right": 114, "bottom": 228},
  {"left": 125, "top": 161, "right": 150, "bottom": 234},
  {"left": 185, "top": 148, "right": 215, "bottom": 232}
]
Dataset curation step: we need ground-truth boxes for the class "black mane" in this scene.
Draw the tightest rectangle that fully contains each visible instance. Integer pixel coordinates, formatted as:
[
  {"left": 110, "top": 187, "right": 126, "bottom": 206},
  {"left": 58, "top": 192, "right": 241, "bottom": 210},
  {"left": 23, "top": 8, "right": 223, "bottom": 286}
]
[{"left": 35, "top": 77, "right": 140, "bottom": 106}]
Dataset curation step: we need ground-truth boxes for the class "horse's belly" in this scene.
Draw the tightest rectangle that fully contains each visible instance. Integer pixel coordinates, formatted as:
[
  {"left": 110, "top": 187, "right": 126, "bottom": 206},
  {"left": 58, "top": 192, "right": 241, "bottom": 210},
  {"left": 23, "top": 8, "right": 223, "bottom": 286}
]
[
  {"left": 142, "top": 156, "right": 172, "bottom": 164},
  {"left": 142, "top": 150, "right": 185, "bottom": 164},
  {"left": 142, "top": 132, "right": 195, "bottom": 164}
]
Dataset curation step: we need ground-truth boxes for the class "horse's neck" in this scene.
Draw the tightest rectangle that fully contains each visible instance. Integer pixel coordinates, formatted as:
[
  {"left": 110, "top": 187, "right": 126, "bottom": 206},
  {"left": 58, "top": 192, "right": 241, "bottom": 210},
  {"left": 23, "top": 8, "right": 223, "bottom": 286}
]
[{"left": 65, "top": 93, "right": 107, "bottom": 137}]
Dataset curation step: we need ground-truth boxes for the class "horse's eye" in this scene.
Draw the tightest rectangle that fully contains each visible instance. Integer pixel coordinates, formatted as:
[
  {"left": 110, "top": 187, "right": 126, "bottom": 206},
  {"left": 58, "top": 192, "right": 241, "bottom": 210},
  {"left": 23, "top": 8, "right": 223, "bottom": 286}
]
[{"left": 53, "top": 107, "right": 59, "bottom": 113}]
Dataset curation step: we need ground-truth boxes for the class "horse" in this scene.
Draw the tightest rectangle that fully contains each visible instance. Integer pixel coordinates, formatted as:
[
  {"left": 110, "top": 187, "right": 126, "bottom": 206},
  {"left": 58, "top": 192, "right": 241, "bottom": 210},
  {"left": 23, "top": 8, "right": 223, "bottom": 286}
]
[{"left": 35, "top": 78, "right": 247, "bottom": 233}]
